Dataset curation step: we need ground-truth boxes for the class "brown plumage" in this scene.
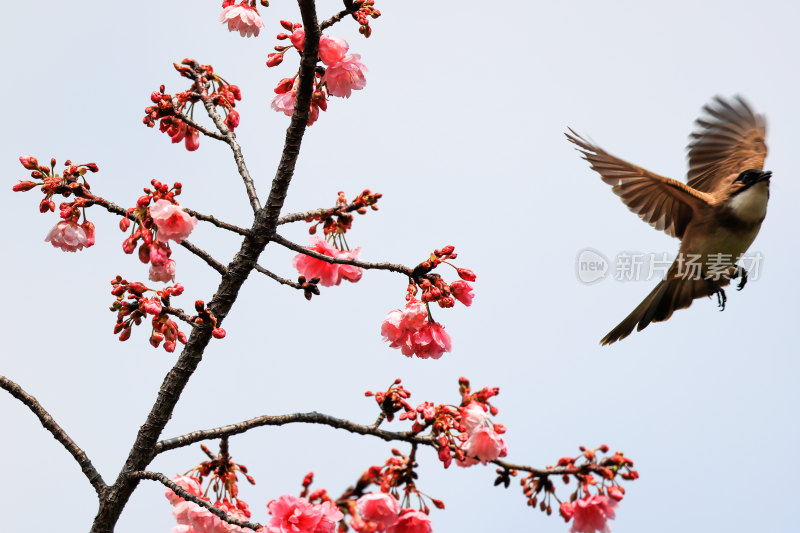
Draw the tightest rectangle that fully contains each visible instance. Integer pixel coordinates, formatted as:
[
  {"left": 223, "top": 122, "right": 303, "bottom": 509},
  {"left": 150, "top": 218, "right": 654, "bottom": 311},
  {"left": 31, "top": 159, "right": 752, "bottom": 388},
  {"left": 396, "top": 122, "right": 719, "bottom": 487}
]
[{"left": 567, "top": 96, "right": 769, "bottom": 345}]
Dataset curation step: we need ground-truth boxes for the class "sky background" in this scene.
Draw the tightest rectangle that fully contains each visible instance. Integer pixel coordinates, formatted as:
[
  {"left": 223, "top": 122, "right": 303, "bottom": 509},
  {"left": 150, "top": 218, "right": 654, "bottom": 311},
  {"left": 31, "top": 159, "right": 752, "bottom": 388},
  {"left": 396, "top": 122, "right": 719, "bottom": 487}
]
[{"left": 2, "top": 1, "right": 799, "bottom": 532}]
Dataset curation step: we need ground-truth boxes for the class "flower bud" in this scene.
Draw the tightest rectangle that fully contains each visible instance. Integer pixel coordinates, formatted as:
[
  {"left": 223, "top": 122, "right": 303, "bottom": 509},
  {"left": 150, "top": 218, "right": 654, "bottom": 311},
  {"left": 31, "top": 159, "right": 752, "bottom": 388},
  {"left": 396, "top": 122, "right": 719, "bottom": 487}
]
[
  {"left": 19, "top": 155, "right": 39, "bottom": 170},
  {"left": 12, "top": 181, "right": 37, "bottom": 192},
  {"left": 266, "top": 53, "right": 284, "bottom": 68},
  {"left": 212, "top": 328, "right": 226, "bottom": 339},
  {"left": 457, "top": 268, "right": 477, "bottom": 281}
]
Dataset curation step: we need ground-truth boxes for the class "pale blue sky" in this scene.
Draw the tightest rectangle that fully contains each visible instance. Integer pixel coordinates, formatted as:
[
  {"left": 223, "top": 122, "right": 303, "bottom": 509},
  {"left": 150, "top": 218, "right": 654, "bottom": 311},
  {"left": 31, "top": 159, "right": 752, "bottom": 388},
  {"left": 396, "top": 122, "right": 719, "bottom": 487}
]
[{"left": 2, "top": 1, "right": 799, "bottom": 532}]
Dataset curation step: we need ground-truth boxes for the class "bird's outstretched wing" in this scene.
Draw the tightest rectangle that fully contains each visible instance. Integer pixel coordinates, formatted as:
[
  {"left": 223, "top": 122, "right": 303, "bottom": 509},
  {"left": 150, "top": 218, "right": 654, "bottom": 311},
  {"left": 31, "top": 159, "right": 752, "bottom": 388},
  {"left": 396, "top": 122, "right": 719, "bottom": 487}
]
[
  {"left": 566, "top": 130, "right": 713, "bottom": 239},
  {"left": 686, "top": 95, "right": 767, "bottom": 194}
]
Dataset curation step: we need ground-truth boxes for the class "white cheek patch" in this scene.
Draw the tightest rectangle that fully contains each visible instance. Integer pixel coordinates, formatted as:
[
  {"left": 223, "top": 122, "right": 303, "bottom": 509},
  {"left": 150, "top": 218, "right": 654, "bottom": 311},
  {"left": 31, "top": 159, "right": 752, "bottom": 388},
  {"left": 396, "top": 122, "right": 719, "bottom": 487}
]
[{"left": 729, "top": 182, "right": 769, "bottom": 222}]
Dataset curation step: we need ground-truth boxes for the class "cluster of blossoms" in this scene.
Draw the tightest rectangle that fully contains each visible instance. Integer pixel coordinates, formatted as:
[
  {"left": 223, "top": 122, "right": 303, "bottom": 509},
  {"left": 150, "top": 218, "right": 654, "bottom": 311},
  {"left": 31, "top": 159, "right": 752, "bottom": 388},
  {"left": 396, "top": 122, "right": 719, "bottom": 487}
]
[
  {"left": 350, "top": 0, "right": 381, "bottom": 37},
  {"left": 166, "top": 442, "right": 256, "bottom": 533},
  {"left": 381, "top": 247, "right": 475, "bottom": 359},
  {"left": 292, "top": 190, "right": 381, "bottom": 289},
  {"left": 366, "top": 379, "right": 505, "bottom": 468},
  {"left": 265, "top": 494, "right": 342, "bottom": 533},
  {"left": 14, "top": 155, "right": 99, "bottom": 252},
  {"left": 119, "top": 180, "right": 197, "bottom": 283},
  {"left": 219, "top": 0, "right": 264, "bottom": 38},
  {"left": 109, "top": 278, "right": 225, "bottom": 353},
  {"left": 517, "top": 445, "right": 637, "bottom": 533},
  {"left": 268, "top": 22, "right": 369, "bottom": 125},
  {"left": 144, "top": 60, "right": 242, "bottom": 151},
  {"left": 336, "top": 449, "right": 438, "bottom": 533}
]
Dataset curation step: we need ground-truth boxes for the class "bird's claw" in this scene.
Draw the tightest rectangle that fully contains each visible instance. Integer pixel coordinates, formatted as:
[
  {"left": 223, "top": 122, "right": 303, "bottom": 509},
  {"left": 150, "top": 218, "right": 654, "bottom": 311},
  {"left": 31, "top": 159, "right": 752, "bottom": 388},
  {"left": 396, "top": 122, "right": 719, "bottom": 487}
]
[
  {"left": 734, "top": 266, "right": 748, "bottom": 291},
  {"left": 714, "top": 286, "right": 727, "bottom": 311}
]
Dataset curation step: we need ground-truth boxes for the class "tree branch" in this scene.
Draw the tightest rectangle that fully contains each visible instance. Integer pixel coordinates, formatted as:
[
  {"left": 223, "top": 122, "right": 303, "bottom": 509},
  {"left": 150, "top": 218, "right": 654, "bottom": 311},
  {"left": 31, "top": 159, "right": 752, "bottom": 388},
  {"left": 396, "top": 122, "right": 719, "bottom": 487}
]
[
  {"left": 130, "top": 471, "right": 260, "bottom": 531},
  {"left": 320, "top": 4, "right": 359, "bottom": 30},
  {"left": 90, "top": 3, "right": 325, "bottom": 530},
  {"left": 0, "top": 376, "right": 107, "bottom": 496},
  {"left": 194, "top": 72, "right": 261, "bottom": 213},
  {"left": 179, "top": 239, "right": 228, "bottom": 275},
  {"left": 184, "top": 209, "right": 251, "bottom": 236},
  {"left": 254, "top": 264, "right": 303, "bottom": 289},
  {"left": 271, "top": 233, "right": 412, "bottom": 276},
  {"left": 175, "top": 111, "right": 227, "bottom": 142},
  {"left": 155, "top": 411, "right": 434, "bottom": 454},
  {"left": 276, "top": 198, "right": 375, "bottom": 226}
]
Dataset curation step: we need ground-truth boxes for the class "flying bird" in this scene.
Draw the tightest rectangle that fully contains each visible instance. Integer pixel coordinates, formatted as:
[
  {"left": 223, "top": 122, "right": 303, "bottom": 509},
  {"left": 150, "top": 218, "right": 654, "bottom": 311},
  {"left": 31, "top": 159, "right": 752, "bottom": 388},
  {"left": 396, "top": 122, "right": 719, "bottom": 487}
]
[{"left": 567, "top": 96, "right": 770, "bottom": 345}]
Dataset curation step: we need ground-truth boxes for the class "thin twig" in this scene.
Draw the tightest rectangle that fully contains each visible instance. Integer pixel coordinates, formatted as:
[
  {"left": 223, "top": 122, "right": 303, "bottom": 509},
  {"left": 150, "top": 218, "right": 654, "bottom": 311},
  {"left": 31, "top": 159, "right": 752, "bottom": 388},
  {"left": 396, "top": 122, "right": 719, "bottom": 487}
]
[
  {"left": 175, "top": 112, "right": 227, "bottom": 141},
  {"left": 130, "top": 471, "right": 260, "bottom": 531},
  {"left": 164, "top": 306, "right": 195, "bottom": 325},
  {"left": 271, "top": 233, "right": 412, "bottom": 275},
  {"left": 153, "top": 410, "right": 616, "bottom": 478},
  {"left": 0, "top": 376, "right": 107, "bottom": 496},
  {"left": 198, "top": 89, "right": 261, "bottom": 213},
  {"left": 180, "top": 239, "right": 228, "bottom": 275},
  {"left": 276, "top": 198, "right": 374, "bottom": 226},
  {"left": 184, "top": 209, "right": 250, "bottom": 236},
  {"left": 155, "top": 411, "right": 434, "bottom": 454},
  {"left": 254, "top": 264, "right": 303, "bottom": 289},
  {"left": 320, "top": 5, "right": 358, "bottom": 30}
]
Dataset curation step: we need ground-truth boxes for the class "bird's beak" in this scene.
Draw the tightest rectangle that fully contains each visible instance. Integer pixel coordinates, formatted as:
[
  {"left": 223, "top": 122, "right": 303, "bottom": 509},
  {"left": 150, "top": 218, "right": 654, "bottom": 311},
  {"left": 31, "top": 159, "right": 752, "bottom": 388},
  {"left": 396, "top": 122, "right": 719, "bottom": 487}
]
[{"left": 759, "top": 170, "right": 773, "bottom": 182}]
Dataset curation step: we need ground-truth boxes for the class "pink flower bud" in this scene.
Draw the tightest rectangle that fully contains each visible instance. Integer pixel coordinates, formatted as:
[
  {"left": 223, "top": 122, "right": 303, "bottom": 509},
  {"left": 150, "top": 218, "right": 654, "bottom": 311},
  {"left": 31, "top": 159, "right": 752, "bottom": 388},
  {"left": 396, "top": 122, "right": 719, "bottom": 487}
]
[
  {"left": 119, "top": 217, "right": 131, "bottom": 231},
  {"left": 123, "top": 236, "right": 137, "bottom": 254},
  {"left": 290, "top": 27, "right": 305, "bottom": 51},
  {"left": 81, "top": 221, "right": 96, "bottom": 247},
  {"left": 12, "top": 181, "right": 38, "bottom": 192},
  {"left": 225, "top": 109, "right": 240, "bottom": 129},
  {"left": 212, "top": 328, "right": 226, "bottom": 339},
  {"left": 456, "top": 268, "right": 477, "bottom": 281},
  {"left": 184, "top": 128, "right": 200, "bottom": 151},
  {"left": 19, "top": 155, "right": 39, "bottom": 170},
  {"left": 266, "top": 52, "right": 284, "bottom": 67}
]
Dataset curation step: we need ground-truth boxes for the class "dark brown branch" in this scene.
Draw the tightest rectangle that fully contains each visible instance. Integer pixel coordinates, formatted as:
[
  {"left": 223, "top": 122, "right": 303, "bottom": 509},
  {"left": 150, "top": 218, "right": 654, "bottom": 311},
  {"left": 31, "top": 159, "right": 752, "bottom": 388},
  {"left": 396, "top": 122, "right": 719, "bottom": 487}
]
[
  {"left": 90, "top": 4, "right": 324, "bottom": 530},
  {"left": 163, "top": 306, "right": 195, "bottom": 325},
  {"left": 320, "top": 4, "right": 358, "bottom": 30},
  {"left": 271, "top": 233, "right": 412, "bottom": 276},
  {"left": 276, "top": 198, "right": 372, "bottom": 226},
  {"left": 154, "top": 409, "right": 619, "bottom": 479},
  {"left": 179, "top": 239, "right": 228, "bottom": 275},
  {"left": 254, "top": 264, "right": 303, "bottom": 289},
  {"left": 130, "top": 471, "right": 260, "bottom": 531},
  {"left": 184, "top": 209, "right": 250, "bottom": 236},
  {"left": 0, "top": 376, "right": 107, "bottom": 496},
  {"left": 196, "top": 82, "right": 261, "bottom": 214},
  {"left": 175, "top": 112, "right": 227, "bottom": 142},
  {"left": 155, "top": 411, "right": 434, "bottom": 454}
]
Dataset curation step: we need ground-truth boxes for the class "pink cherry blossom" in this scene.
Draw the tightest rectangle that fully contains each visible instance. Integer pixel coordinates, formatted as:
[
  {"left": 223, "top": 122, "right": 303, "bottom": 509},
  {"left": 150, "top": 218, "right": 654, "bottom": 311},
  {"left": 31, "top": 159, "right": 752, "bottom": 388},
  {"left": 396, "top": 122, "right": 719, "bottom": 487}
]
[
  {"left": 356, "top": 492, "right": 401, "bottom": 531},
  {"left": 173, "top": 500, "right": 200, "bottom": 525},
  {"left": 172, "top": 525, "right": 202, "bottom": 533},
  {"left": 271, "top": 87, "right": 322, "bottom": 126},
  {"left": 165, "top": 475, "right": 203, "bottom": 505},
  {"left": 312, "top": 500, "right": 344, "bottom": 533},
  {"left": 449, "top": 280, "right": 474, "bottom": 307},
  {"left": 460, "top": 402, "right": 488, "bottom": 432},
  {"left": 45, "top": 220, "right": 89, "bottom": 252},
  {"left": 323, "top": 55, "right": 368, "bottom": 98},
  {"left": 381, "top": 300, "right": 452, "bottom": 359},
  {"left": 290, "top": 27, "right": 305, "bottom": 51},
  {"left": 568, "top": 495, "right": 618, "bottom": 533},
  {"left": 385, "top": 509, "right": 432, "bottom": 533},
  {"left": 188, "top": 504, "right": 223, "bottom": 533},
  {"left": 266, "top": 495, "right": 342, "bottom": 533},
  {"left": 461, "top": 426, "right": 507, "bottom": 464},
  {"left": 319, "top": 35, "right": 349, "bottom": 66},
  {"left": 292, "top": 237, "right": 362, "bottom": 287},
  {"left": 150, "top": 259, "right": 177, "bottom": 283},
  {"left": 149, "top": 199, "right": 198, "bottom": 243},
  {"left": 220, "top": 2, "right": 264, "bottom": 38}
]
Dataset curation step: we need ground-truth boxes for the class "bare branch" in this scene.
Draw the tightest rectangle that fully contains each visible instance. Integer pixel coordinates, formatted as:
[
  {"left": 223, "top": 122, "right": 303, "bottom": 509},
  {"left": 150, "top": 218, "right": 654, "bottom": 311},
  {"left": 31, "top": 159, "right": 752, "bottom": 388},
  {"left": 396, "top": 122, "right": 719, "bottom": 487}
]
[
  {"left": 254, "top": 264, "right": 303, "bottom": 289},
  {"left": 130, "top": 471, "right": 260, "bottom": 531},
  {"left": 0, "top": 376, "right": 107, "bottom": 496},
  {"left": 277, "top": 198, "right": 374, "bottom": 226},
  {"left": 179, "top": 239, "right": 228, "bottom": 275},
  {"left": 175, "top": 111, "right": 227, "bottom": 141},
  {"left": 155, "top": 411, "right": 434, "bottom": 454},
  {"left": 184, "top": 209, "right": 250, "bottom": 236},
  {"left": 271, "top": 233, "right": 413, "bottom": 276},
  {"left": 320, "top": 4, "right": 359, "bottom": 30}
]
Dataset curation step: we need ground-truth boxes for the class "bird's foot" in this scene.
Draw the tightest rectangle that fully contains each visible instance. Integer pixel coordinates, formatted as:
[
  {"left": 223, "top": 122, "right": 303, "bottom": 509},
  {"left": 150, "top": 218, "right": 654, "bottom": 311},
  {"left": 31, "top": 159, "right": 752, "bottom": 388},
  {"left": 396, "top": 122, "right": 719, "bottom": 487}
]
[
  {"left": 713, "top": 285, "right": 727, "bottom": 311},
  {"left": 733, "top": 265, "right": 748, "bottom": 291}
]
